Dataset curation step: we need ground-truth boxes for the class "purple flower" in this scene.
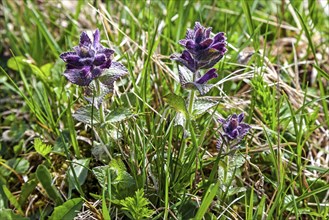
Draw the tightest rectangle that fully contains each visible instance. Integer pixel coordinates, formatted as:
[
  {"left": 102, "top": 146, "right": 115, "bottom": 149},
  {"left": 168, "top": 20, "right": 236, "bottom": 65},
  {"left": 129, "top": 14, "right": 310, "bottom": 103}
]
[
  {"left": 216, "top": 113, "right": 250, "bottom": 153},
  {"left": 218, "top": 113, "right": 251, "bottom": 141},
  {"left": 171, "top": 22, "right": 227, "bottom": 72},
  {"left": 60, "top": 29, "right": 115, "bottom": 86}
]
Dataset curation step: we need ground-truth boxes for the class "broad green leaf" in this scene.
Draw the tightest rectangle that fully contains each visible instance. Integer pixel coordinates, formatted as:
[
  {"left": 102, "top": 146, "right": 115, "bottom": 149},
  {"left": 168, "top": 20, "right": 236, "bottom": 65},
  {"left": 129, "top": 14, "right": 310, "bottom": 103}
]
[
  {"left": 73, "top": 105, "right": 100, "bottom": 125},
  {"left": 18, "top": 178, "right": 38, "bottom": 207},
  {"left": 100, "top": 64, "right": 128, "bottom": 83},
  {"left": 40, "top": 63, "right": 53, "bottom": 77},
  {"left": 174, "top": 112, "right": 186, "bottom": 128},
  {"left": 92, "top": 165, "right": 110, "bottom": 188},
  {"left": 7, "top": 56, "right": 29, "bottom": 72},
  {"left": 7, "top": 56, "right": 47, "bottom": 81},
  {"left": 0, "top": 209, "right": 29, "bottom": 220},
  {"left": 106, "top": 108, "right": 134, "bottom": 124},
  {"left": 0, "top": 158, "right": 29, "bottom": 176},
  {"left": 67, "top": 159, "right": 90, "bottom": 192},
  {"left": 36, "top": 165, "right": 63, "bottom": 205},
  {"left": 34, "top": 138, "right": 52, "bottom": 158},
  {"left": 109, "top": 158, "right": 127, "bottom": 171},
  {"left": 193, "top": 98, "right": 218, "bottom": 116},
  {"left": 109, "top": 159, "right": 134, "bottom": 186},
  {"left": 49, "top": 198, "right": 83, "bottom": 220},
  {"left": 164, "top": 93, "right": 188, "bottom": 116}
]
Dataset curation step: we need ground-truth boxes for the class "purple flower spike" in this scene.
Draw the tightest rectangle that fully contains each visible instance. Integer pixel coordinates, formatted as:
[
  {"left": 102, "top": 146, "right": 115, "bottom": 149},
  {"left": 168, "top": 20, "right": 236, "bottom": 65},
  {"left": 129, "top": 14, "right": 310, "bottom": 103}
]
[
  {"left": 218, "top": 113, "right": 251, "bottom": 141},
  {"left": 173, "top": 22, "right": 227, "bottom": 71},
  {"left": 171, "top": 22, "right": 227, "bottom": 95},
  {"left": 60, "top": 29, "right": 115, "bottom": 86}
]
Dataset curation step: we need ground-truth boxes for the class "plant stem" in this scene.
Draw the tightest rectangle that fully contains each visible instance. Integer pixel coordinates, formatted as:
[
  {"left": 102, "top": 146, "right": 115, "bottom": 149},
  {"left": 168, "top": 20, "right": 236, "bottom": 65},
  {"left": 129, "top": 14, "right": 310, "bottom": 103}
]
[{"left": 95, "top": 79, "right": 111, "bottom": 157}]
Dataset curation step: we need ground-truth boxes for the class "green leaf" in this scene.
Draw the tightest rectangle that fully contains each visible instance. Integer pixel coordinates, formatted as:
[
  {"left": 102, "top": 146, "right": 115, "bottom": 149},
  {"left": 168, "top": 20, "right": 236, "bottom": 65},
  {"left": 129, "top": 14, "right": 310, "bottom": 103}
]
[
  {"left": 193, "top": 98, "right": 218, "bottom": 116},
  {"left": 92, "top": 165, "right": 110, "bottom": 188},
  {"left": 255, "top": 195, "right": 267, "bottom": 220},
  {"left": 178, "top": 66, "right": 213, "bottom": 95},
  {"left": 73, "top": 105, "right": 100, "bottom": 125},
  {"left": 67, "top": 159, "right": 90, "bottom": 193},
  {"left": 109, "top": 159, "right": 134, "bottom": 187},
  {"left": 120, "top": 189, "right": 154, "bottom": 220},
  {"left": 314, "top": 65, "right": 329, "bottom": 81},
  {"left": 2, "top": 185, "right": 24, "bottom": 215},
  {"left": 0, "top": 178, "right": 8, "bottom": 209},
  {"left": 0, "top": 209, "right": 29, "bottom": 220},
  {"left": 194, "top": 181, "right": 219, "bottom": 220},
  {"left": 34, "top": 138, "right": 52, "bottom": 158},
  {"left": 100, "top": 65, "right": 128, "bottom": 82},
  {"left": 106, "top": 107, "right": 134, "bottom": 124},
  {"left": 18, "top": 178, "right": 38, "bottom": 207},
  {"left": 49, "top": 198, "right": 83, "bottom": 220},
  {"left": 7, "top": 56, "right": 29, "bottom": 71},
  {"left": 7, "top": 56, "right": 47, "bottom": 81},
  {"left": 164, "top": 93, "right": 188, "bottom": 117},
  {"left": 0, "top": 158, "right": 30, "bottom": 176},
  {"left": 40, "top": 63, "right": 53, "bottom": 77},
  {"left": 36, "top": 165, "right": 64, "bottom": 205}
]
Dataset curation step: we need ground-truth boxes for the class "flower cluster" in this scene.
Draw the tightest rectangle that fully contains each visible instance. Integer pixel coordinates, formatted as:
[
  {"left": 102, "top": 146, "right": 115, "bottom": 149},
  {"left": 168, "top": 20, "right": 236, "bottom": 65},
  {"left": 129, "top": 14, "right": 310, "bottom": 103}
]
[
  {"left": 217, "top": 113, "right": 251, "bottom": 151},
  {"left": 171, "top": 22, "right": 227, "bottom": 90},
  {"left": 60, "top": 29, "right": 126, "bottom": 87}
]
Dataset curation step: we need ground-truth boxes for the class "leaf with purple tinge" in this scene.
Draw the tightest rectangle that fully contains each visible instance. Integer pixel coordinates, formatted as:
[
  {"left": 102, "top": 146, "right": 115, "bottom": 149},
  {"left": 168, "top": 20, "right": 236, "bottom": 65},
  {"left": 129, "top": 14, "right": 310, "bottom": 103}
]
[{"left": 178, "top": 65, "right": 216, "bottom": 95}]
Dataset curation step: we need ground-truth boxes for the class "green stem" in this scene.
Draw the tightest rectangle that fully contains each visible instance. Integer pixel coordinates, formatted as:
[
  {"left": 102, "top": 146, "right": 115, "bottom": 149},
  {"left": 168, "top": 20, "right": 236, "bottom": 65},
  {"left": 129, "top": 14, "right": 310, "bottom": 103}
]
[
  {"left": 94, "top": 79, "right": 111, "bottom": 158},
  {"left": 188, "top": 90, "right": 195, "bottom": 116}
]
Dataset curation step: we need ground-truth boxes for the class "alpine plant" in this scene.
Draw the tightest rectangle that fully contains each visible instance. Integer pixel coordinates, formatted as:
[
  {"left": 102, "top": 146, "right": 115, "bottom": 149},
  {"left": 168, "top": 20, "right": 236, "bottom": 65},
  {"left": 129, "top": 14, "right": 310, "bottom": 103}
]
[{"left": 171, "top": 22, "right": 227, "bottom": 95}]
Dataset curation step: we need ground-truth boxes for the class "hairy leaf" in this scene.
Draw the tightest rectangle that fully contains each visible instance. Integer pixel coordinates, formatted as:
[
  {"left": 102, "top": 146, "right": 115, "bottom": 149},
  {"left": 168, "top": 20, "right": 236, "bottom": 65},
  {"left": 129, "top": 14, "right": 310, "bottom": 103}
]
[{"left": 49, "top": 198, "right": 83, "bottom": 220}]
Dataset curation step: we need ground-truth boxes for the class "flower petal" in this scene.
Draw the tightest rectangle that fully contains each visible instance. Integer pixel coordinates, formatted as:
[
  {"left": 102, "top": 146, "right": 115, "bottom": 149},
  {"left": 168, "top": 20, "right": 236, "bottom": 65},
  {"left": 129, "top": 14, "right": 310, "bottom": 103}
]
[
  {"left": 205, "top": 27, "right": 212, "bottom": 38},
  {"left": 214, "top": 32, "right": 226, "bottom": 42},
  {"left": 238, "top": 123, "right": 251, "bottom": 137},
  {"left": 79, "top": 57, "right": 94, "bottom": 66},
  {"left": 60, "top": 52, "right": 79, "bottom": 63},
  {"left": 170, "top": 52, "right": 196, "bottom": 73},
  {"left": 91, "top": 67, "right": 102, "bottom": 78},
  {"left": 199, "top": 38, "right": 213, "bottom": 49},
  {"left": 197, "top": 55, "right": 223, "bottom": 70},
  {"left": 93, "top": 29, "right": 101, "bottom": 49},
  {"left": 195, "top": 68, "right": 217, "bottom": 84},
  {"left": 98, "top": 48, "right": 114, "bottom": 58},
  {"left": 93, "top": 54, "right": 106, "bottom": 66},
  {"left": 99, "top": 58, "right": 112, "bottom": 69},
  {"left": 63, "top": 66, "right": 92, "bottom": 86},
  {"left": 211, "top": 42, "right": 226, "bottom": 52},
  {"left": 238, "top": 113, "right": 245, "bottom": 123},
  {"left": 185, "top": 40, "right": 196, "bottom": 50},
  {"left": 185, "top": 29, "right": 194, "bottom": 39},
  {"left": 194, "top": 22, "right": 202, "bottom": 32},
  {"left": 194, "top": 27, "right": 203, "bottom": 44},
  {"left": 227, "top": 129, "right": 238, "bottom": 139},
  {"left": 79, "top": 31, "right": 92, "bottom": 47},
  {"left": 179, "top": 39, "right": 188, "bottom": 46}
]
